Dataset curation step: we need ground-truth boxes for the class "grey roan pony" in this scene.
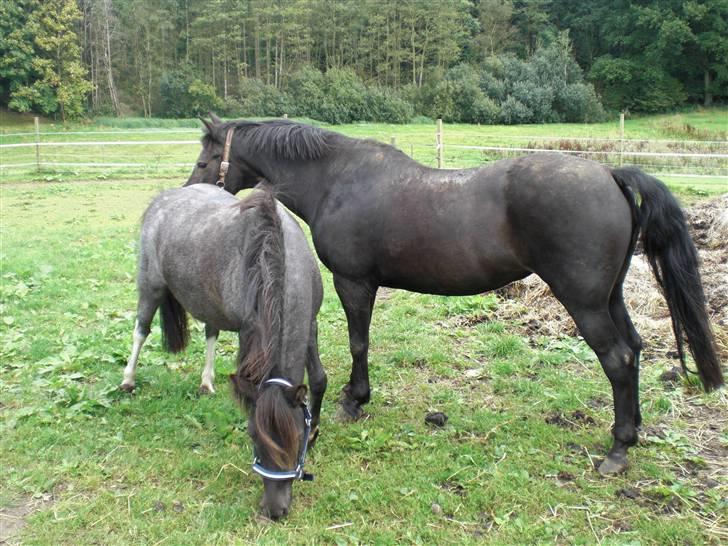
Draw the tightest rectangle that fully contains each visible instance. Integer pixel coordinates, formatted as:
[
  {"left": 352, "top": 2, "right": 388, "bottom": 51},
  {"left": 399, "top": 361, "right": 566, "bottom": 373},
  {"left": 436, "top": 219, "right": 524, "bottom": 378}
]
[
  {"left": 121, "top": 185, "right": 326, "bottom": 519},
  {"left": 187, "top": 116, "right": 724, "bottom": 477}
]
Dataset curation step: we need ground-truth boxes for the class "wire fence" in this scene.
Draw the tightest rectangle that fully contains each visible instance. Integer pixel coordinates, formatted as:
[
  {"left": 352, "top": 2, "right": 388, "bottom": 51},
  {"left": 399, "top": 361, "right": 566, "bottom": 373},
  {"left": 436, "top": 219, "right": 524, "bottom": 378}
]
[{"left": 1, "top": 121, "right": 727, "bottom": 185}]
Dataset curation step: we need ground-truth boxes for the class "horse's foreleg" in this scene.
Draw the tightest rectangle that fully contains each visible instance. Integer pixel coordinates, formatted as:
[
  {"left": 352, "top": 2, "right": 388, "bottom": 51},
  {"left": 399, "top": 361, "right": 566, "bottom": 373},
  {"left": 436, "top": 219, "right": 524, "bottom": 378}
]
[
  {"left": 333, "top": 275, "right": 377, "bottom": 421},
  {"left": 199, "top": 325, "right": 219, "bottom": 395},
  {"left": 305, "top": 320, "right": 327, "bottom": 446}
]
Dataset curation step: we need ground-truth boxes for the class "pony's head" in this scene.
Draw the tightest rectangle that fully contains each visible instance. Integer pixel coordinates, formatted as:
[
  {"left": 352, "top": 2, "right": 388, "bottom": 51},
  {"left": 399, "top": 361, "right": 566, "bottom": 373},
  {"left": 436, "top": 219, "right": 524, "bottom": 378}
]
[
  {"left": 230, "top": 373, "right": 309, "bottom": 520},
  {"left": 185, "top": 114, "right": 262, "bottom": 194}
]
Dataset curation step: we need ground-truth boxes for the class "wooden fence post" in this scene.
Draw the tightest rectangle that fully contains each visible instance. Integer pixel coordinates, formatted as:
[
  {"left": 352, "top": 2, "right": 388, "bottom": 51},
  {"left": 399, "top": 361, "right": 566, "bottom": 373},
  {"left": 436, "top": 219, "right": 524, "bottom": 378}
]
[
  {"left": 619, "top": 112, "right": 625, "bottom": 167},
  {"left": 390, "top": 136, "right": 396, "bottom": 147},
  {"left": 34, "top": 116, "right": 41, "bottom": 172},
  {"left": 436, "top": 118, "right": 443, "bottom": 168}
]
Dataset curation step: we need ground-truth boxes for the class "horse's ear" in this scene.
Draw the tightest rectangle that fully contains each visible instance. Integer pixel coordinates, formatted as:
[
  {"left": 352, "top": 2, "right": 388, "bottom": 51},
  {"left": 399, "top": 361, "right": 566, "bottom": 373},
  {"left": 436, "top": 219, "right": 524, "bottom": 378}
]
[
  {"left": 209, "top": 111, "right": 223, "bottom": 124},
  {"left": 199, "top": 116, "right": 214, "bottom": 135}
]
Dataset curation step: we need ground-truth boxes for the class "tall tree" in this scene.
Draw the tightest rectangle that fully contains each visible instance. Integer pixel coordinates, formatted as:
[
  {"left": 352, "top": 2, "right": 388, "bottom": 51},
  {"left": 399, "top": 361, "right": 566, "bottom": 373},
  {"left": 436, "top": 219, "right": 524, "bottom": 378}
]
[{"left": 6, "top": 0, "right": 92, "bottom": 120}]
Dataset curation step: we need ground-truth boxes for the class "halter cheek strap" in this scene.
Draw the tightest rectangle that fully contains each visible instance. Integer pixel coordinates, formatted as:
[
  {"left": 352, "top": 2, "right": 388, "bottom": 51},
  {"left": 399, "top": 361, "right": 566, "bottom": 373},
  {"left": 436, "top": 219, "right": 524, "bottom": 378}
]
[
  {"left": 251, "top": 377, "right": 314, "bottom": 482},
  {"left": 216, "top": 128, "right": 235, "bottom": 188}
]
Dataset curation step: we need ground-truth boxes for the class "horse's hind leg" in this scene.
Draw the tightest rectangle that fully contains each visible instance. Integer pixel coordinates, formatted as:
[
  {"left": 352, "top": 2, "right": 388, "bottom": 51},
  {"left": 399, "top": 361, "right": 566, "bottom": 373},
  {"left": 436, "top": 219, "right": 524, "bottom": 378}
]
[
  {"left": 199, "top": 325, "right": 219, "bottom": 395},
  {"left": 610, "top": 290, "right": 643, "bottom": 429},
  {"left": 121, "top": 287, "right": 164, "bottom": 392},
  {"left": 559, "top": 302, "right": 638, "bottom": 475},
  {"left": 305, "top": 320, "right": 328, "bottom": 446}
]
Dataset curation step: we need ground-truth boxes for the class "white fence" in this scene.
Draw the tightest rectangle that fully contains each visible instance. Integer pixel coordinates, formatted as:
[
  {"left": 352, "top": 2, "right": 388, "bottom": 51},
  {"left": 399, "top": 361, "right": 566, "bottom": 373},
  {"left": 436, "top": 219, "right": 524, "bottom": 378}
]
[{"left": 1, "top": 123, "right": 727, "bottom": 184}]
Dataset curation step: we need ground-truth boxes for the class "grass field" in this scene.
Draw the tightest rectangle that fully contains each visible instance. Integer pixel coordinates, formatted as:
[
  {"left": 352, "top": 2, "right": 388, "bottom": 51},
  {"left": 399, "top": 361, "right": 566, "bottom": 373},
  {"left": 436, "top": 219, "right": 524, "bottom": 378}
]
[{"left": 1, "top": 177, "right": 726, "bottom": 544}]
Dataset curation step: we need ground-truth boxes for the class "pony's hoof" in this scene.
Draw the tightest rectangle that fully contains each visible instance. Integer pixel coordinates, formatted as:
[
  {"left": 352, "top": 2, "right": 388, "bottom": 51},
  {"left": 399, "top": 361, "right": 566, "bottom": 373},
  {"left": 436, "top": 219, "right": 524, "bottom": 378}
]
[
  {"left": 598, "top": 454, "right": 628, "bottom": 476},
  {"left": 119, "top": 383, "right": 135, "bottom": 393},
  {"left": 198, "top": 384, "right": 215, "bottom": 395}
]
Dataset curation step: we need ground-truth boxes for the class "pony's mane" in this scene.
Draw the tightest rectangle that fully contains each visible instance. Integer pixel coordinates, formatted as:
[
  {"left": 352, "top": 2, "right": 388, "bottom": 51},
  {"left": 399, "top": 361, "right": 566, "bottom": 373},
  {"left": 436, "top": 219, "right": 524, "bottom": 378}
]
[
  {"left": 231, "top": 190, "right": 285, "bottom": 392},
  {"left": 228, "top": 190, "right": 300, "bottom": 469}
]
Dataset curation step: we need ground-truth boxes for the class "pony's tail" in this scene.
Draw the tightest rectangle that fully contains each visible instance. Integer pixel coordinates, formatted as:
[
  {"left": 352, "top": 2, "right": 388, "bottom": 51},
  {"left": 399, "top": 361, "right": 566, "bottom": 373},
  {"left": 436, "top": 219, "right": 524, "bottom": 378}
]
[
  {"left": 230, "top": 190, "right": 285, "bottom": 398},
  {"left": 159, "top": 289, "right": 189, "bottom": 353},
  {"left": 611, "top": 166, "right": 724, "bottom": 391}
]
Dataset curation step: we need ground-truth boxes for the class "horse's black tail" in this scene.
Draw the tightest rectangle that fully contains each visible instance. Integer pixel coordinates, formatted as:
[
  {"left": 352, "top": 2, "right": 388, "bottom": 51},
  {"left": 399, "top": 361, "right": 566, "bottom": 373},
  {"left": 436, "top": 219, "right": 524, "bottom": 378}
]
[
  {"left": 159, "top": 289, "right": 189, "bottom": 353},
  {"left": 611, "top": 166, "right": 724, "bottom": 391},
  {"left": 229, "top": 190, "right": 285, "bottom": 405}
]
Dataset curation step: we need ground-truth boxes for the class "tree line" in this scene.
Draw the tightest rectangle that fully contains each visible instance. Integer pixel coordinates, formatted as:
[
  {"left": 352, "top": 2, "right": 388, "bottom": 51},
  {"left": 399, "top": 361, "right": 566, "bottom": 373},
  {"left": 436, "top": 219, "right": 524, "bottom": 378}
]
[{"left": 1, "top": 0, "right": 725, "bottom": 123}]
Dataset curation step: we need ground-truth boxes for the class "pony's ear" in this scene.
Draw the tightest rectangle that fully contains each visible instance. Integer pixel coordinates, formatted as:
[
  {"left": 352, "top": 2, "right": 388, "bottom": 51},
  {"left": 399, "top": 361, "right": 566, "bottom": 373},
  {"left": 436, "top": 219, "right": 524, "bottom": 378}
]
[
  {"left": 209, "top": 111, "right": 223, "bottom": 124},
  {"left": 229, "top": 373, "right": 257, "bottom": 403},
  {"left": 288, "top": 384, "right": 307, "bottom": 406}
]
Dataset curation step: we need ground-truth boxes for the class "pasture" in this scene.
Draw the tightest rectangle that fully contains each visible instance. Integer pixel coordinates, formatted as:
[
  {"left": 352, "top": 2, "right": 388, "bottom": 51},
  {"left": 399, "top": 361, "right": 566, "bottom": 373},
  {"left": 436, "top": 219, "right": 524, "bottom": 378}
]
[{"left": 1, "top": 114, "right": 727, "bottom": 544}]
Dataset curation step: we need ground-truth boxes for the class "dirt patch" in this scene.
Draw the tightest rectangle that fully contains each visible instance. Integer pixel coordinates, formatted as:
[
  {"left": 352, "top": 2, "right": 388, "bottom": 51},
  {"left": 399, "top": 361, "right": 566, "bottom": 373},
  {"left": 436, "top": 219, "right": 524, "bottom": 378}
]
[
  {"left": 545, "top": 410, "right": 596, "bottom": 429},
  {"left": 0, "top": 494, "right": 55, "bottom": 545}
]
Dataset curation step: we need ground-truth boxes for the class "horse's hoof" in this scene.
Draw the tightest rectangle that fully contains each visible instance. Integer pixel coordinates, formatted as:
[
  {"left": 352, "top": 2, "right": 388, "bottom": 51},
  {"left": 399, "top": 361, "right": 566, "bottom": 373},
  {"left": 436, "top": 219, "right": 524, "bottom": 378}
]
[
  {"left": 598, "top": 454, "right": 628, "bottom": 476},
  {"left": 337, "top": 399, "right": 365, "bottom": 422},
  {"left": 119, "top": 383, "right": 135, "bottom": 393},
  {"left": 198, "top": 384, "right": 215, "bottom": 395}
]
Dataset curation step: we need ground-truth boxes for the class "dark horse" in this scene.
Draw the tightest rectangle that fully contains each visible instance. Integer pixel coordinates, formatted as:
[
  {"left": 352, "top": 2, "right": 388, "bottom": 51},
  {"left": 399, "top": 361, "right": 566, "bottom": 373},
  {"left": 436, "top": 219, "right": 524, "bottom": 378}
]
[
  {"left": 121, "top": 185, "right": 326, "bottom": 519},
  {"left": 186, "top": 117, "right": 723, "bottom": 476}
]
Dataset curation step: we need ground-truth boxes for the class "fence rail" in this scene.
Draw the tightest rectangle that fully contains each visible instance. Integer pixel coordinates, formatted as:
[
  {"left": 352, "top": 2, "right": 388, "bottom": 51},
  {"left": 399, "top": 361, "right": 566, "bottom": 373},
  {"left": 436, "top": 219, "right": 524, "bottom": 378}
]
[{"left": 2, "top": 119, "right": 726, "bottom": 185}]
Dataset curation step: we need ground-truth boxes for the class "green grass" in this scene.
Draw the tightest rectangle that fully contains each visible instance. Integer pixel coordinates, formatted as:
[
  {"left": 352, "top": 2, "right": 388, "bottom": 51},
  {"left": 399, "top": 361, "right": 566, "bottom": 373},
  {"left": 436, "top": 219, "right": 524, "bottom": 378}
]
[{"left": 1, "top": 181, "right": 726, "bottom": 544}]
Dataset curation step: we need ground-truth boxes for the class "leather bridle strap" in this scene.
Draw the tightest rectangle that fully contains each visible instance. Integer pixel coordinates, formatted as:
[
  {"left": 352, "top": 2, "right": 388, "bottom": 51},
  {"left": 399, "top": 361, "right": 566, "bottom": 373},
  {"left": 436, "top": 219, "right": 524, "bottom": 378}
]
[{"left": 216, "top": 127, "right": 235, "bottom": 188}]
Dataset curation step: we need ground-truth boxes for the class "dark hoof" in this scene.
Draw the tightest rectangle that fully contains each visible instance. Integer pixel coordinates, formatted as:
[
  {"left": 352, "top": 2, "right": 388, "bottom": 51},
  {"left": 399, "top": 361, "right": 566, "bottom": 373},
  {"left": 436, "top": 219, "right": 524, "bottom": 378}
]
[
  {"left": 337, "top": 396, "right": 365, "bottom": 422},
  {"left": 598, "top": 454, "right": 628, "bottom": 476},
  {"left": 119, "top": 383, "right": 135, "bottom": 393},
  {"left": 198, "top": 384, "right": 215, "bottom": 396}
]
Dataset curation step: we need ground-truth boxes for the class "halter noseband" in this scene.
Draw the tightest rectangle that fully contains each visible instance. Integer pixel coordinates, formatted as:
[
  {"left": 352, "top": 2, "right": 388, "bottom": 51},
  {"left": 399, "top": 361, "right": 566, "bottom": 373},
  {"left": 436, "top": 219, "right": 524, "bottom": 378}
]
[
  {"left": 216, "top": 127, "right": 235, "bottom": 188},
  {"left": 251, "top": 377, "right": 314, "bottom": 482}
]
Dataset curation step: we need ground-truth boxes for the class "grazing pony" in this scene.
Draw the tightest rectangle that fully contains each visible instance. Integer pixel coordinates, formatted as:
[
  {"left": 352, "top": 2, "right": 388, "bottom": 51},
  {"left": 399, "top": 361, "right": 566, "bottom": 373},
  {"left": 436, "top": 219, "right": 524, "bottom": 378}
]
[
  {"left": 186, "top": 117, "right": 723, "bottom": 476},
  {"left": 121, "top": 185, "right": 326, "bottom": 518}
]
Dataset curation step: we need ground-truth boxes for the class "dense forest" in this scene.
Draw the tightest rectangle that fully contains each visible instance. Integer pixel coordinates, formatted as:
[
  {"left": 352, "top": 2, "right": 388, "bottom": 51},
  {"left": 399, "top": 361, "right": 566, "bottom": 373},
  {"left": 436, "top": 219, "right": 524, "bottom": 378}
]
[{"left": 1, "top": 0, "right": 726, "bottom": 123}]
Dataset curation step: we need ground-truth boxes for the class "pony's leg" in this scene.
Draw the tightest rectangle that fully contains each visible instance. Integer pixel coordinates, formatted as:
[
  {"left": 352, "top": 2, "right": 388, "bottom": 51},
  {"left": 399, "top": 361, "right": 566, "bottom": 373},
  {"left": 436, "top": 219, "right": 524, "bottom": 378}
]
[
  {"left": 565, "top": 305, "right": 637, "bottom": 475},
  {"left": 199, "top": 324, "right": 219, "bottom": 395},
  {"left": 305, "top": 320, "right": 328, "bottom": 446},
  {"left": 121, "top": 291, "right": 161, "bottom": 392},
  {"left": 609, "top": 291, "right": 643, "bottom": 429},
  {"left": 333, "top": 275, "right": 377, "bottom": 420}
]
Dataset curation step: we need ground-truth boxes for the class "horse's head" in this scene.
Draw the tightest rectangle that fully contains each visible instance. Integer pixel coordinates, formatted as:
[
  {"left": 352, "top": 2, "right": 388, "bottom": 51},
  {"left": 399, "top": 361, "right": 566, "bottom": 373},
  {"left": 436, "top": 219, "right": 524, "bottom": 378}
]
[
  {"left": 230, "top": 374, "right": 311, "bottom": 520},
  {"left": 185, "top": 114, "right": 262, "bottom": 194}
]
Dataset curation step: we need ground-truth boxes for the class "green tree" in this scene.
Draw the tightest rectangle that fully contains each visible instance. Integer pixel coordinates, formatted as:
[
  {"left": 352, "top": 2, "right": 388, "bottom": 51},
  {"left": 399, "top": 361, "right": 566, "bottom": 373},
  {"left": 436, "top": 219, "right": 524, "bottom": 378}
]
[{"left": 3, "top": 0, "right": 92, "bottom": 119}]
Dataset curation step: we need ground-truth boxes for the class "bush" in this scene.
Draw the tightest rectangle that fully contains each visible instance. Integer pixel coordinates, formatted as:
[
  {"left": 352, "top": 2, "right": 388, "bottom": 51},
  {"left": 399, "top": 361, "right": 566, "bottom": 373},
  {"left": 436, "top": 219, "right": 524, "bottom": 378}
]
[
  {"left": 224, "top": 78, "right": 291, "bottom": 117},
  {"left": 159, "top": 65, "right": 222, "bottom": 118},
  {"left": 555, "top": 83, "right": 606, "bottom": 122},
  {"left": 499, "top": 96, "right": 533, "bottom": 124},
  {"left": 511, "top": 80, "right": 554, "bottom": 123},
  {"left": 365, "top": 86, "right": 413, "bottom": 123}
]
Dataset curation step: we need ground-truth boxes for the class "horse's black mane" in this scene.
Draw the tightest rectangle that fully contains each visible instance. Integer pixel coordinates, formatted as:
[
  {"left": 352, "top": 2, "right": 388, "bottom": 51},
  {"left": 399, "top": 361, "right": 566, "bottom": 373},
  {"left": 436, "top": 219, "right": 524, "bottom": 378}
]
[
  {"left": 206, "top": 119, "right": 332, "bottom": 161},
  {"left": 205, "top": 118, "right": 409, "bottom": 163}
]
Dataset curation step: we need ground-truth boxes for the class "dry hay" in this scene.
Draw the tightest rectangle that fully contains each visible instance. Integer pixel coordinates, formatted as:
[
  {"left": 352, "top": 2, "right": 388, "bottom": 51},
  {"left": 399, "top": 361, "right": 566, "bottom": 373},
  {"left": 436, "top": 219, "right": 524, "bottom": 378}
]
[{"left": 493, "top": 195, "right": 728, "bottom": 362}]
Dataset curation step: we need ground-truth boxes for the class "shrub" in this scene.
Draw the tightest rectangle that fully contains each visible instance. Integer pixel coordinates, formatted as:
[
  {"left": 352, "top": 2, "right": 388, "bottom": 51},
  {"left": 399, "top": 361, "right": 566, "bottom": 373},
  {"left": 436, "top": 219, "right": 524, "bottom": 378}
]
[
  {"left": 159, "top": 65, "right": 222, "bottom": 118},
  {"left": 499, "top": 96, "right": 533, "bottom": 124}
]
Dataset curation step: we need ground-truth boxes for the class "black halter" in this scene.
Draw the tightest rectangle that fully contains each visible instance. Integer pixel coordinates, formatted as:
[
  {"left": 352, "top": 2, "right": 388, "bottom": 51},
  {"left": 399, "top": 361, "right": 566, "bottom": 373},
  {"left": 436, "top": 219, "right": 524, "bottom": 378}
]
[{"left": 251, "top": 378, "right": 314, "bottom": 482}]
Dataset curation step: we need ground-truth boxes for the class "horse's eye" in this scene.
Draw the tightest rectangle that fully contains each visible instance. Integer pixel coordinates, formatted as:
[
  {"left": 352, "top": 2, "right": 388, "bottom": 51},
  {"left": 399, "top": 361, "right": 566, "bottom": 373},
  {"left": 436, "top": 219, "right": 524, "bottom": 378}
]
[
  {"left": 212, "top": 154, "right": 222, "bottom": 160},
  {"left": 197, "top": 161, "right": 208, "bottom": 168}
]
